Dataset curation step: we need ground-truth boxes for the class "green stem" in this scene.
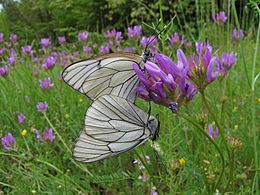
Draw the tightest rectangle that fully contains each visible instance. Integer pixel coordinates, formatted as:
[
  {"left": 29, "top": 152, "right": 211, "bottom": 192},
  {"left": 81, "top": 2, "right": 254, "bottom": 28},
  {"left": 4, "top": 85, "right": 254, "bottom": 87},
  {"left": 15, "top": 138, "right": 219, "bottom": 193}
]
[
  {"left": 134, "top": 150, "right": 152, "bottom": 177},
  {"left": 177, "top": 112, "right": 225, "bottom": 191},
  {"left": 200, "top": 91, "right": 232, "bottom": 190},
  {"left": 43, "top": 112, "right": 71, "bottom": 153},
  {"left": 43, "top": 112, "right": 93, "bottom": 177}
]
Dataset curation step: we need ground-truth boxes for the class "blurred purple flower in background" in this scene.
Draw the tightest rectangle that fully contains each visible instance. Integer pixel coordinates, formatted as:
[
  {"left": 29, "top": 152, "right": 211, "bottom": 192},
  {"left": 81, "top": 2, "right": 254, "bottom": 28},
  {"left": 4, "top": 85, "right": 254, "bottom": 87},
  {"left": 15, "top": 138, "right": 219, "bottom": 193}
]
[
  {"left": 22, "top": 45, "right": 33, "bottom": 56},
  {"left": 42, "top": 56, "right": 56, "bottom": 70},
  {"left": 232, "top": 28, "right": 244, "bottom": 42},
  {"left": 9, "top": 33, "right": 18, "bottom": 43},
  {"left": 100, "top": 45, "right": 109, "bottom": 54},
  {"left": 35, "top": 129, "right": 43, "bottom": 142},
  {"left": 123, "top": 47, "right": 135, "bottom": 53},
  {"left": 127, "top": 25, "right": 142, "bottom": 38},
  {"left": 39, "top": 77, "right": 54, "bottom": 90},
  {"left": 43, "top": 128, "right": 55, "bottom": 142},
  {"left": 36, "top": 101, "right": 48, "bottom": 112},
  {"left": 206, "top": 124, "right": 218, "bottom": 141},
  {"left": 0, "top": 33, "right": 4, "bottom": 42},
  {"left": 8, "top": 56, "right": 15, "bottom": 65},
  {"left": 0, "top": 65, "right": 9, "bottom": 78},
  {"left": 105, "top": 29, "right": 123, "bottom": 45},
  {"left": 1, "top": 133, "right": 16, "bottom": 150},
  {"left": 141, "top": 36, "right": 158, "bottom": 49},
  {"left": 58, "top": 36, "right": 66, "bottom": 45},
  {"left": 0, "top": 48, "right": 6, "bottom": 56},
  {"left": 78, "top": 32, "right": 89, "bottom": 42},
  {"left": 24, "top": 96, "right": 30, "bottom": 103},
  {"left": 41, "top": 38, "right": 51, "bottom": 47},
  {"left": 83, "top": 46, "right": 92, "bottom": 54},
  {"left": 169, "top": 32, "right": 180, "bottom": 46},
  {"left": 17, "top": 113, "right": 26, "bottom": 124},
  {"left": 214, "top": 11, "right": 227, "bottom": 23}
]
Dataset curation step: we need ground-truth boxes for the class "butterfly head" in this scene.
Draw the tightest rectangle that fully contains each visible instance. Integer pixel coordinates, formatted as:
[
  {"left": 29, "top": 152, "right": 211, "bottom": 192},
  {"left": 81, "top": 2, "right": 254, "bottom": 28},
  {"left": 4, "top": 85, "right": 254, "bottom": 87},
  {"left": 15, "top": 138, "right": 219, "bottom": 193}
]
[
  {"left": 148, "top": 115, "right": 160, "bottom": 141},
  {"left": 142, "top": 50, "right": 153, "bottom": 63}
]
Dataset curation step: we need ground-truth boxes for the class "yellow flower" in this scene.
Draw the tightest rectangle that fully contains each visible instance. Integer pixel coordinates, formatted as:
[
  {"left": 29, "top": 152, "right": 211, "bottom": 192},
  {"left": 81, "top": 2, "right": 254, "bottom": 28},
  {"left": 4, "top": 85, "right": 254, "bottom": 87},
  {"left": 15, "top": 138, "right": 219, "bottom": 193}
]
[
  {"left": 178, "top": 158, "right": 186, "bottom": 166},
  {"left": 257, "top": 98, "right": 260, "bottom": 103},
  {"left": 21, "top": 129, "right": 27, "bottom": 136},
  {"left": 79, "top": 98, "right": 83, "bottom": 103},
  {"left": 65, "top": 114, "right": 70, "bottom": 119}
]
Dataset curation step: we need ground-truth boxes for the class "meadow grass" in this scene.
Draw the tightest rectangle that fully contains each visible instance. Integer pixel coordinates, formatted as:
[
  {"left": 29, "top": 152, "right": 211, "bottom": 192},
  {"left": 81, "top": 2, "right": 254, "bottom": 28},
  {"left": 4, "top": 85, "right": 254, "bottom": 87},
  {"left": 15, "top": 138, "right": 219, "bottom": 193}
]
[{"left": 1, "top": 3, "right": 260, "bottom": 195}]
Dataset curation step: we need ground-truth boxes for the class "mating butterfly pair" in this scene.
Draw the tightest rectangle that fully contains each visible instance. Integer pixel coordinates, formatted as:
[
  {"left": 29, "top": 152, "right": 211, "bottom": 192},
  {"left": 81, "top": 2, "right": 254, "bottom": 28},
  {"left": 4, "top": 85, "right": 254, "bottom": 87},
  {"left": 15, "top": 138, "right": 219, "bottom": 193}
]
[{"left": 62, "top": 52, "right": 159, "bottom": 163}]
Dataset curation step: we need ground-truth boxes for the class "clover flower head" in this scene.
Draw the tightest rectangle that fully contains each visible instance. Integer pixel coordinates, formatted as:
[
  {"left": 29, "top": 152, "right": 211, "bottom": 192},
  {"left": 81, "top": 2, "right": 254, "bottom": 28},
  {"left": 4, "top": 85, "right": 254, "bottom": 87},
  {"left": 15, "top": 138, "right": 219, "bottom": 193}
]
[
  {"left": 43, "top": 128, "right": 55, "bottom": 142},
  {"left": 36, "top": 101, "right": 48, "bottom": 112},
  {"left": 127, "top": 25, "right": 142, "bottom": 38},
  {"left": 0, "top": 65, "right": 9, "bottom": 78},
  {"left": 169, "top": 32, "right": 180, "bottom": 46},
  {"left": 42, "top": 56, "right": 56, "bottom": 70},
  {"left": 78, "top": 32, "right": 89, "bottom": 42},
  {"left": 1, "top": 133, "right": 16, "bottom": 150},
  {"left": 58, "top": 36, "right": 66, "bottom": 45},
  {"left": 39, "top": 77, "right": 54, "bottom": 90},
  {"left": 41, "top": 38, "right": 51, "bottom": 47},
  {"left": 214, "top": 11, "right": 227, "bottom": 23}
]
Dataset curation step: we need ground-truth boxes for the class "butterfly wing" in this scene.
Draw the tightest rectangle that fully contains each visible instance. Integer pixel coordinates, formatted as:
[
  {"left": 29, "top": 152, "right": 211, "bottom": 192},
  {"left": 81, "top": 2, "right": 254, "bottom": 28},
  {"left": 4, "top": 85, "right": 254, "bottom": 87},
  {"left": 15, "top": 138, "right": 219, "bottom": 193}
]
[
  {"left": 62, "top": 53, "right": 143, "bottom": 103},
  {"left": 73, "top": 95, "right": 153, "bottom": 163}
]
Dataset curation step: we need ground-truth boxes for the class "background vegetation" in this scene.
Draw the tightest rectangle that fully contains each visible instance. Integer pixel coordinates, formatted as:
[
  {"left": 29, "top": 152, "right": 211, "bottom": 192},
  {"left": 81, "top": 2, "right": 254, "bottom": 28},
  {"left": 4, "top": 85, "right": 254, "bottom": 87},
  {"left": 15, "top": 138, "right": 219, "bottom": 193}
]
[{"left": 0, "top": 0, "right": 259, "bottom": 194}]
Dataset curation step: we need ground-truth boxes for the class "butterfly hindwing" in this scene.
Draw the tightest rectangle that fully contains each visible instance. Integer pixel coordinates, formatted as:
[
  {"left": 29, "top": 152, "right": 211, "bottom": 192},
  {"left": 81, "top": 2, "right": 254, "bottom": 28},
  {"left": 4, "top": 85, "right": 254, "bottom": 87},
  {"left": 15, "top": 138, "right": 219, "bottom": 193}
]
[{"left": 73, "top": 95, "right": 156, "bottom": 163}]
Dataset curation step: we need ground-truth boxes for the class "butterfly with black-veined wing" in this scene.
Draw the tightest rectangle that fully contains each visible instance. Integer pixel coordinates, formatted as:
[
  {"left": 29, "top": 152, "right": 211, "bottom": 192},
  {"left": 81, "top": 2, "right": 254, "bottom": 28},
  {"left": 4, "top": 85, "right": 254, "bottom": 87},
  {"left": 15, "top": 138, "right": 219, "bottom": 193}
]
[
  {"left": 73, "top": 94, "right": 159, "bottom": 163},
  {"left": 62, "top": 52, "right": 152, "bottom": 103}
]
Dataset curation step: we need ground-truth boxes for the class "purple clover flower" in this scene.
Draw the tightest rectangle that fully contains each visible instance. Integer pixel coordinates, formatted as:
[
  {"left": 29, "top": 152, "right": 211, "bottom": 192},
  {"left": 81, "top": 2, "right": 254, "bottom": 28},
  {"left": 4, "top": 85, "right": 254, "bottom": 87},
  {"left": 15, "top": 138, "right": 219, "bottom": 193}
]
[
  {"left": 39, "top": 77, "right": 54, "bottom": 90},
  {"left": 206, "top": 124, "right": 218, "bottom": 141},
  {"left": 41, "top": 38, "right": 51, "bottom": 47},
  {"left": 133, "top": 53, "right": 197, "bottom": 107},
  {"left": 22, "top": 45, "right": 33, "bottom": 56},
  {"left": 8, "top": 56, "right": 15, "bottom": 65},
  {"left": 0, "top": 65, "right": 9, "bottom": 78},
  {"left": 214, "top": 11, "right": 227, "bottom": 23},
  {"left": 58, "top": 36, "right": 66, "bottom": 45},
  {"left": 43, "top": 128, "right": 55, "bottom": 142},
  {"left": 99, "top": 45, "right": 110, "bottom": 54},
  {"left": 169, "top": 32, "right": 180, "bottom": 46},
  {"left": 123, "top": 47, "right": 135, "bottom": 53},
  {"left": 1, "top": 133, "right": 16, "bottom": 150},
  {"left": 140, "top": 36, "right": 158, "bottom": 49},
  {"left": 0, "top": 48, "right": 6, "bottom": 56},
  {"left": 9, "top": 34, "right": 18, "bottom": 43},
  {"left": 127, "top": 25, "right": 142, "bottom": 38},
  {"left": 232, "top": 28, "right": 244, "bottom": 42},
  {"left": 78, "top": 32, "right": 89, "bottom": 42},
  {"left": 17, "top": 113, "right": 26, "bottom": 124},
  {"left": 83, "top": 46, "right": 92, "bottom": 54},
  {"left": 36, "top": 101, "right": 48, "bottom": 112},
  {"left": 0, "top": 33, "right": 4, "bottom": 42},
  {"left": 35, "top": 129, "right": 43, "bottom": 142},
  {"left": 42, "top": 56, "right": 56, "bottom": 70},
  {"left": 105, "top": 29, "right": 123, "bottom": 45}
]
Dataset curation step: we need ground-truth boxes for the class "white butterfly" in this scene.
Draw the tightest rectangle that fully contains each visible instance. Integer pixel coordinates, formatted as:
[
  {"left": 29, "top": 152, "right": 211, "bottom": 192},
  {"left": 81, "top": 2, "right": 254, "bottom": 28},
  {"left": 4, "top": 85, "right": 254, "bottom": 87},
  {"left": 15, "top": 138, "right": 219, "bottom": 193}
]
[
  {"left": 73, "top": 95, "right": 159, "bottom": 163},
  {"left": 62, "top": 52, "right": 151, "bottom": 103}
]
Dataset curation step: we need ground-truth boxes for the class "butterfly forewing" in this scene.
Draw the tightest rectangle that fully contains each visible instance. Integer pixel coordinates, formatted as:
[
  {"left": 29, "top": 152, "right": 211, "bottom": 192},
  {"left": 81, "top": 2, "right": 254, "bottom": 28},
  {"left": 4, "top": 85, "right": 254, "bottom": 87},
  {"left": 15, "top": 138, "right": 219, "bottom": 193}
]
[
  {"left": 62, "top": 53, "right": 143, "bottom": 103},
  {"left": 73, "top": 95, "right": 157, "bottom": 163}
]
